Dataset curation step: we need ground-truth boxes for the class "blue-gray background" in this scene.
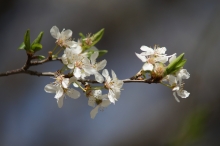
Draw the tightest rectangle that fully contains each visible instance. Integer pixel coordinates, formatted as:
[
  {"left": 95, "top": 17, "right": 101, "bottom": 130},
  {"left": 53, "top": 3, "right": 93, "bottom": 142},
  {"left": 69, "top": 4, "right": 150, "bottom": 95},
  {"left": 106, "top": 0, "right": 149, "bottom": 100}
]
[{"left": 0, "top": 0, "right": 220, "bottom": 146}]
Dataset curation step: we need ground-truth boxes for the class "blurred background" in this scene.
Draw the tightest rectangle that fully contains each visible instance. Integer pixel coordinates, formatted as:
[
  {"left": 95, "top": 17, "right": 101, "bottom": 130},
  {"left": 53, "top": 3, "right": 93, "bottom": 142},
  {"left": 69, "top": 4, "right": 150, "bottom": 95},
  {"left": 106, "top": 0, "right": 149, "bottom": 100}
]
[{"left": 0, "top": 0, "right": 220, "bottom": 145}]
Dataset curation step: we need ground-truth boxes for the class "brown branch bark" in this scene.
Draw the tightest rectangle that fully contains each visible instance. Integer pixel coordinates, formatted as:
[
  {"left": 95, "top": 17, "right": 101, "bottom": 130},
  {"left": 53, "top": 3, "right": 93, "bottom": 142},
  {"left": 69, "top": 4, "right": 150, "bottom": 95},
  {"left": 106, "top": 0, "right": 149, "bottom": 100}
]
[{"left": 0, "top": 51, "right": 161, "bottom": 84}]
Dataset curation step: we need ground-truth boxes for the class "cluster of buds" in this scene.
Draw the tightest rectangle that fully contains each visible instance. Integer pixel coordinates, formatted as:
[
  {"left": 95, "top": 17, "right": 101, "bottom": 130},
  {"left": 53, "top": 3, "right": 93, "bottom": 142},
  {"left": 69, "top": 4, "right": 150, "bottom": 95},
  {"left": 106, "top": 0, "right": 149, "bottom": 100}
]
[{"left": 44, "top": 26, "right": 190, "bottom": 119}]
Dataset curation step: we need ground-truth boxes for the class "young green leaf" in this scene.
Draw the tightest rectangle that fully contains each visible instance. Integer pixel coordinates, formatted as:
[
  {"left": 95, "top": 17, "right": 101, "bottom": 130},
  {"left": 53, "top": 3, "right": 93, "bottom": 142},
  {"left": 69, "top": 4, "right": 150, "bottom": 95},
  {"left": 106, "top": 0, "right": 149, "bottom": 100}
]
[
  {"left": 37, "top": 55, "right": 46, "bottom": 60},
  {"left": 31, "top": 43, "right": 42, "bottom": 52},
  {"left": 79, "top": 32, "right": 85, "bottom": 39},
  {"left": 24, "top": 29, "right": 31, "bottom": 51},
  {"left": 32, "top": 32, "right": 44, "bottom": 44},
  {"left": 18, "top": 42, "right": 25, "bottom": 50},
  {"left": 91, "top": 28, "right": 104, "bottom": 46},
  {"left": 166, "top": 53, "right": 185, "bottom": 75},
  {"left": 98, "top": 50, "right": 108, "bottom": 57}
]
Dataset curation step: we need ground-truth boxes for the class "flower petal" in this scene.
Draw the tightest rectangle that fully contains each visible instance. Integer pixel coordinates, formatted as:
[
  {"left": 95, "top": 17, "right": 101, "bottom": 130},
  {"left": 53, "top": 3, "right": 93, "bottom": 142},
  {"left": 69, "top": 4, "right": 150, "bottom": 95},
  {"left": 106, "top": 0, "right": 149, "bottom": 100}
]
[
  {"left": 111, "top": 70, "right": 117, "bottom": 80},
  {"left": 101, "top": 100, "right": 111, "bottom": 107},
  {"left": 177, "top": 90, "right": 190, "bottom": 98},
  {"left": 55, "top": 87, "right": 64, "bottom": 99},
  {"left": 135, "top": 53, "right": 147, "bottom": 62},
  {"left": 62, "top": 78, "right": 70, "bottom": 88},
  {"left": 97, "top": 60, "right": 107, "bottom": 71},
  {"left": 50, "top": 26, "right": 60, "bottom": 39},
  {"left": 142, "top": 63, "right": 153, "bottom": 71},
  {"left": 173, "top": 92, "right": 180, "bottom": 103},
  {"left": 90, "top": 106, "right": 99, "bottom": 119},
  {"left": 102, "top": 69, "right": 109, "bottom": 79},
  {"left": 57, "top": 95, "right": 64, "bottom": 108},
  {"left": 95, "top": 73, "right": 104, "bottom": 83},
  {"left": 44, "top": 84, "right": 57, "bottom": 93},
  {"left": 66, "top": 88, "right": 80, "bottom": 99},
  {"left": 74, "top": 68, "right": 81, "bottom": 78},
  {"left": 140, "top": 46, "right": 153, "bottom": 53},
  {"left": 62, "top": 29, "right": 72, "bottom": 39},
  {"left": 90, "top": 52, "right": 99, "bottom": 65}
]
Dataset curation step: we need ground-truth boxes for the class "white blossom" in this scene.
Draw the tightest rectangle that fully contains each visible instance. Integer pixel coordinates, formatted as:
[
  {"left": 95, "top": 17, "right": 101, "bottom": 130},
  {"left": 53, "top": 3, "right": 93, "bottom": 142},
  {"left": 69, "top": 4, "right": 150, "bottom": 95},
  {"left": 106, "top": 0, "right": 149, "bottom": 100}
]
[
  {"left": 90, "top": 51, "right": 107, "bottom": 83},
  {"left": 102, "top": 69, "right": 123, "bottom": 104},
  {"left": 167, "top": 70, "right": 190, "bottom": 102},
  {"left": 44, "top": 75, "right": 80, "bottom": 108},
  {"left": 135, "top": 45, "right": 175, "bottom": 71},
  {"left": 50, "top": 26, "right": 75, "bottom": 48},
  {"left": 88, "top": 90, "right": 111, "bottom": 119}
]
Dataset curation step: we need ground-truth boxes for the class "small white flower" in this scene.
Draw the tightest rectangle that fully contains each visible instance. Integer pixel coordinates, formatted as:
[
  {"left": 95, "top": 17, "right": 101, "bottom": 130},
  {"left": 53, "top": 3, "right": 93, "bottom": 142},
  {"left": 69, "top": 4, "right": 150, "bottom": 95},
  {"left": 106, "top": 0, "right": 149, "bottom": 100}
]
[
  {"left": 50, "top": 26, "right": 75, "bottom": 48},
  {"left": 88, "top": 90, "right": 111, "bottom": 119},
  {"left": 135, "top": 45, "right": 175, "bottom": 71},
  {"left": 44, "top": 75, "right": 80, "bottom": 108},
  {"left": 73, "top": 55, "right": 96, "bottom": 79},
  {"left": 102, "top": 69, "right": 123, "bottom": 104},
  {"left": 167, "top": 74, "right": 190, "bottom": 102},
  {"left": 90, "top": 51, "right": 107, "bottom": 83}
]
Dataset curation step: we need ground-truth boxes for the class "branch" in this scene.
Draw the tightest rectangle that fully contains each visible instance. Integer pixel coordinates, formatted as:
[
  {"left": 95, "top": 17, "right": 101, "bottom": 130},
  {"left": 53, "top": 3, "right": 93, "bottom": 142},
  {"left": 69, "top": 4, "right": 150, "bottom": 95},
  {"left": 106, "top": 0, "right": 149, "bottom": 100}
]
[{"left": 0, "top": 69, "right": 55, "bottom": 77}]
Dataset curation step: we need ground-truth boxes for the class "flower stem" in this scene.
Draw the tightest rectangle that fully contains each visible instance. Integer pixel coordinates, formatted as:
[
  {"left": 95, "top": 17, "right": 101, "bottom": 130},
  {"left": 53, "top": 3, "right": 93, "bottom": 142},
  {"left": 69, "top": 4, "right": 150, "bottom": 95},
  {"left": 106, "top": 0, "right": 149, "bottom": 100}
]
[
  {"left": 74, "top": 81, "right": 86, "bottom": 92},
  {"left": 52, "top": 44, "right": 58, "bottom": 53}
]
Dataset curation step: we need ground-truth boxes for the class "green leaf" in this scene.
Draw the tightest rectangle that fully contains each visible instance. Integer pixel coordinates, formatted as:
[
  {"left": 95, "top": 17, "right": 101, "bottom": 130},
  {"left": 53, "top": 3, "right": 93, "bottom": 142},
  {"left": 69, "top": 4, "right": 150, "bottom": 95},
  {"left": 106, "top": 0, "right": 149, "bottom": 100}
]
[
  {"left": 91, "top": 28, "right": 104, "bottom": 46},
  {"left": 98, "top": 50, "right": 108, "bottom": 57},
  {"left": 24, "top": 29, "right": 31, "bottom": 51},
  {"left": 18, "top": 42, "right": 25, "bottom": 50},
  {"left": 32, "top": 31, "right": 44, "bottom": 44},
  {"left": 37, "top": 55, "right": 45, "bottom": 60},
  {"left": 79, "top": 32, "right": 85, "bottom": 39},
  {"left": 166, "top": 53, "right": 185, "bottom": 75},
  {"left": 31, "top": 43, "right": 42, "bottom": 52}
]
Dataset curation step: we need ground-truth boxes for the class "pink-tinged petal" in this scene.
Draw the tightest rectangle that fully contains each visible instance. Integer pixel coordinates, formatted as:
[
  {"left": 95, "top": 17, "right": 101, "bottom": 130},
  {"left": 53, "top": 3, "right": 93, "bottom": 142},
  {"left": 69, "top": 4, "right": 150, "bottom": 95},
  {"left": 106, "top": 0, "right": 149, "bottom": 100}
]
[
  {"left": 50, "top": 26, "right": 60, "bottom": 39},
  {"left": 55, "top": 87, "right": 64, "bottom": 99},
  {"left": 97, "top": 60, "right": 107, "bottom": 71},
  {"left": 62, "top": 29, "right": 72, "bottom": 39},
  {"left": 90, "top": 106, "right": 99, "bottom": 119},
  {"left": 135, "top": 53, "right": 147, "bottom": 62},
  {"left": 57, "top": 95, "right": 64, "bottom": 108},
  {"left": 142, "top": 63, "right": 153, "bottom": 71},
  {"left": 66, "top": 88, "right": 80, "bottom": 99},
  {"left": 102, "top": 69, "right": 109, "bottom": 79},
  {"left": 44, "top": 84, "right": 57, "bottom": 93},
  {"left": 173, "top": 92, "right": 180, "bottom": 103},
  {"left": 90, "top": 52, "right": 99, "bottom": 65}
]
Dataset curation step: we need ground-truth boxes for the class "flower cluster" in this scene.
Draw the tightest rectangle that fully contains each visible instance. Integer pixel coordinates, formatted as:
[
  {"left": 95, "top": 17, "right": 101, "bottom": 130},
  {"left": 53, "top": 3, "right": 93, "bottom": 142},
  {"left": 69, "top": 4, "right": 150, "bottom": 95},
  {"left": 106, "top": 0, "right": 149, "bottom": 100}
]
[
  {"left": 136, "top": 45, "right": 190, "bottom": 102},
  {"left": 45, "top": 26, "right": 123, "bottom": 118},
  {"left": 44, "top": 26, "right": 190, "bottom": 119}
]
